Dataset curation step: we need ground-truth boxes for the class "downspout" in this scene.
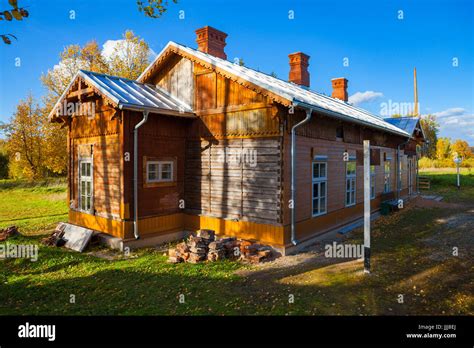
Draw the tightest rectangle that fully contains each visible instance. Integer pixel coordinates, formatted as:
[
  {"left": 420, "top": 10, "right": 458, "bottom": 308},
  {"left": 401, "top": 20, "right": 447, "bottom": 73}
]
[
  {"left": 290, "top": 105, "right": 314, "bottom": 246},
  {"left": 133, "top": 110, "right": 149, "bottom": 239},
  {"left": 396, "top": 138, "right": 410, "bottom": 201}
]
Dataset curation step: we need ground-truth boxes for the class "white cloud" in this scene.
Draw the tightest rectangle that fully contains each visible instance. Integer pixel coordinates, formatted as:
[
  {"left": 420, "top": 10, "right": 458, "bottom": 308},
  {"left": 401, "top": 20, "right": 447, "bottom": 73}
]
[
  {"left": 348, "top": 91, "right": 384, "bottom": 105},
  {"left": 424, "top": 108, "right": 474, "bottom": 144},
  {"left": 102, "top": 39, "right": 156, "bottom": 62},
  {"left": 432, "top": 107, "right": 465, "bottom": 118}
]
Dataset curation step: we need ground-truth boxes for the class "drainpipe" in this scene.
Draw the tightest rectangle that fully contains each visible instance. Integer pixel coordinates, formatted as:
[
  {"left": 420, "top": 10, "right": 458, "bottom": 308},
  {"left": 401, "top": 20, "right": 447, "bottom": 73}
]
[
  {"left": 396, "top": 139, "right": 410, "bottom": 201},
  {"left": 133, "top": 111, "right": 149, "bottom": 239},
  {"left": 290, "top": 105, "right": 313, "bottom": 246}
]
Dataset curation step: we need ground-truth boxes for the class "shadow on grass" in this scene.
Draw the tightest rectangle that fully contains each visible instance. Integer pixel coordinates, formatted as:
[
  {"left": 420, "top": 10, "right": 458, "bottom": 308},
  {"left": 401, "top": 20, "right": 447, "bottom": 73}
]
[{"left": 1, "top": 206, "right": 471, "bottom": 316}]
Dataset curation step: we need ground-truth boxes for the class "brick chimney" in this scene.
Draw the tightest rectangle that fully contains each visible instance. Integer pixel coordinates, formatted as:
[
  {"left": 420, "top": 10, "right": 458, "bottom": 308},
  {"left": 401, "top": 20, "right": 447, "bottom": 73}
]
[
  {"left": 195, "top": 26, "right": 228, "bottom": 60},
  {"left": 331, "top": 77, "right": 348, "bottom": 102},
  {"left": 288, "top": 52, "right": 310, "bottom": 88}
]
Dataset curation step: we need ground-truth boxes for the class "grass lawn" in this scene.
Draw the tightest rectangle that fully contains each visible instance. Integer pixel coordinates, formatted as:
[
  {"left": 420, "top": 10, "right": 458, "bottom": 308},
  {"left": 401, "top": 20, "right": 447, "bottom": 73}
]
[
  {"left": 0, "top": 179, "right": 68, "bottom": 234},
  {"left": 0, "top": 172, "right": 472, "bottom": 315},
  {"left": 419, "top": 168, "right": 474, "bottom": 203}
]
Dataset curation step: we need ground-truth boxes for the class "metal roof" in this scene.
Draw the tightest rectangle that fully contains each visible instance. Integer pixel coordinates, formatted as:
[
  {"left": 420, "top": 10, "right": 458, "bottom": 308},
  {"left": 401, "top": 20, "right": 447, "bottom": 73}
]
[
  {"left": 49, "top": 70, "right": 195, "bottom": 119},
  {"left": 140, "top": 41, "right": 410, "bottom": 137},
  {"left": 384, "top": 117, "right": 420, "bottom": 134}
]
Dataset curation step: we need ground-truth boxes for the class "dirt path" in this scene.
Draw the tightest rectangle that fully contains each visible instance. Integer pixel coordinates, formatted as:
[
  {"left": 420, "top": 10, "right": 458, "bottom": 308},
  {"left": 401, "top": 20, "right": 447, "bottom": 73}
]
[{"left": 237, "top": 196, "right": 474, "bottom": 283}]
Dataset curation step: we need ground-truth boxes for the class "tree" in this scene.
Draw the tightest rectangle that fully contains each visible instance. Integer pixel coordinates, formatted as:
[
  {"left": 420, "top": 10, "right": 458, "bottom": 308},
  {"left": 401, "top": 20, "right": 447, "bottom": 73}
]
[
  {"left": 41, "top": 41, "right": 108, "bottom": 98},
  {"left": 451, "top": 139, "right": 472, "bottom": 159},
  {"left": 435, "top": 137, "right": 451, "bottom": 160},
  {"left": 106, "top": 30, "right": 152, "bottom": 80},
  {"left": 137, "top": 0, "right": 178, "bottom": 18},
  {"left": 420, "top": 114, "right": 439, "bottom": 159},
  {"left": 38, "top": 31, "right": 152, "bottom": 176},
  {"left": 0, "top": 139, "right": 9, "bottom": 179},
  {"left": 5, "top": 94, "right": 46, "bottom": 180},
  {"left": 1, "top": 0, "right": 29, "bottom": 44}
]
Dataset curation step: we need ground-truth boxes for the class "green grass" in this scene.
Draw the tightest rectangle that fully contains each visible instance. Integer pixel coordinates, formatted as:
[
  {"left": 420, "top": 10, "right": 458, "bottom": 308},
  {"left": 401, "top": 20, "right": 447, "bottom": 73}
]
[
  {"left": 419, "top": 168, "right": 474, "bottom": 203},
  {"left": 0, "top": 179, "right": 68, "bottom": 234},
  {"left": 0, "top": 171, "right": 472, "bottom": 315}
]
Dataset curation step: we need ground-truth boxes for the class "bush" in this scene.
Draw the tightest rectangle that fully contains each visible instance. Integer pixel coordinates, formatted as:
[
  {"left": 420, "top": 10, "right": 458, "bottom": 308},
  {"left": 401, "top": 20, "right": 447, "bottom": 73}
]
[
  {"left": 418, "top": 157, "right": 435, "bottom": 169},
  {"left": 435, "top": 158, "right": 453, "bottom": 168},
  {"left": 462, "top": 157, "right": 474, "bottom": 168}
]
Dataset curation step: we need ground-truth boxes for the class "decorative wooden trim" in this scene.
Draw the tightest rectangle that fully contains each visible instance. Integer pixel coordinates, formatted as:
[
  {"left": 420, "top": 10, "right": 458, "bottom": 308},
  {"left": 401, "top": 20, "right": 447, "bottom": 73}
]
[
  {"left": 194, "top": 102, "right": 272, "bottom": 116},
  {"left": 140, "top": 46, "right": 292, "bottom": 108}
]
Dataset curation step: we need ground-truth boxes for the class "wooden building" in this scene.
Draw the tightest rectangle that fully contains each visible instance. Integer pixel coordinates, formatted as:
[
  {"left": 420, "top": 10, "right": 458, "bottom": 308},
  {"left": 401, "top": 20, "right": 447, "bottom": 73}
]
[{"left": 49, "top": 26, "right": 425, "bottom": 253}]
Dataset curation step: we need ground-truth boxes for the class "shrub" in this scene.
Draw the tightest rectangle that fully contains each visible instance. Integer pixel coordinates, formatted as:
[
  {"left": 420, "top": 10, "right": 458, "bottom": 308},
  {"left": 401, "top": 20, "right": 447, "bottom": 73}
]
[
  {"left": 462, "top": 157, "right": 474, "bottom": 168},
  {"left": 418, "top": 157, "right": 435, "bottom": 169}
]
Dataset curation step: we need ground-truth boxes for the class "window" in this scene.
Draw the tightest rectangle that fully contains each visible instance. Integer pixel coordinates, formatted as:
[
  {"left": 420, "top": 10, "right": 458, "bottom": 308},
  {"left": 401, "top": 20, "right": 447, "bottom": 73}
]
[
  {"left": 345, "top": 161, "right": 356, "bottom": 206},
  {"left": 384, "top": 160, "right": 391, "bottom": 193},
  {"left": 336, "top": 126, "right": 344, "bottom": 139},
  {"left": 79, "top": 159, "right": 93, "bottom": 212},
  {"left": 370, "top": 165, "right": 376, "bottom": 199},
  {"left": 312, "top": 161, "right": 327, "bottom": 216},
  {"left": 147, "top": 161, "right": 174, "bottom": 183}
]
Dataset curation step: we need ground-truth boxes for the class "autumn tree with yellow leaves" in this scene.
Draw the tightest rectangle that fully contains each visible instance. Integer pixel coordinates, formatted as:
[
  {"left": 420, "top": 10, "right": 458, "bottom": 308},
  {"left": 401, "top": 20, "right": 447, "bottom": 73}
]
[{"left": 3, "top": 31, "right": 152, "bottom": 179}]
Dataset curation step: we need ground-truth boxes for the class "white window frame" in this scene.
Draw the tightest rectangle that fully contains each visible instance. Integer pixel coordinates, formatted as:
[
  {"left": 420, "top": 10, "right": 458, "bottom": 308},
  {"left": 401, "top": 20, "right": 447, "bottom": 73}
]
[
  {"left": 370, "top": 165, "right": 376, "bottom": 200},
  {"left": 146, "top": 160, "right": 174, "bottom": 183},
  {"left": 384, "top": 160, "right": 391, "bottom": 193},
  {"left": 345, "top": 160, "right": 356, "bottom": 207},
  {"left": 312, "top": 160, "right": 327, "bottom": 217},
  {"left": 79, "top": 158, "right": 93, "bottom": 213}
]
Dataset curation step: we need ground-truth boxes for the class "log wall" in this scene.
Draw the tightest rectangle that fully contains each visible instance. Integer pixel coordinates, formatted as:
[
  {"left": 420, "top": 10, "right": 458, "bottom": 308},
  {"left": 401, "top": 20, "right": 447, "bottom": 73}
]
[{"left": 184, "top": 137, "right": 282, "bottom": 225}]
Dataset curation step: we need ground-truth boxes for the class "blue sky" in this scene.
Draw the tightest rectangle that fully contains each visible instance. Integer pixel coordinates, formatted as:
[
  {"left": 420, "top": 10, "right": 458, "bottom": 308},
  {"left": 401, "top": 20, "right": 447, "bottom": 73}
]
[{"left": 0, "top": 0, "right": 473, "bottom": 143}]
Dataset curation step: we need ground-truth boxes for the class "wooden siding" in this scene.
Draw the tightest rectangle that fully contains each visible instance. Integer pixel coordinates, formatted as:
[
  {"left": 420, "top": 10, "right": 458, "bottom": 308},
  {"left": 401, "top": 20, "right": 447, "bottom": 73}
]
[
  {"left": 281, "top": 112, "right": 417, "bottom": 244},
  {"left": 184, "top": 137, "right": 282, "bottom": 225},
  {"left": 122, "top": 111, "right": 190, "bottom": 220},
  {"left": 152, "top": 55, "right": 194, "bottom": 108},
  {"left": 184, "top": 214, "right": 285, "bottom": 246},
  {"left": 69, "top": 99, "right": 123, "bottom": 221}
]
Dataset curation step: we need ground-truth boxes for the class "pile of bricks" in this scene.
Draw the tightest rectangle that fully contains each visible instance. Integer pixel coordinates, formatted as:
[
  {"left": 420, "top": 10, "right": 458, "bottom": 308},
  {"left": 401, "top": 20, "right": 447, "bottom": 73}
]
[{"left": 168, "top": 229, "right": 274, "bottom": 264}]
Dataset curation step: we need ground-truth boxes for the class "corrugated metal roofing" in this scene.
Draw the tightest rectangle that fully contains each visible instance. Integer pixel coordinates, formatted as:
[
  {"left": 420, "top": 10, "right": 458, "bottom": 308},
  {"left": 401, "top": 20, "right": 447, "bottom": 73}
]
[
  {"left": 49, "top": 70, "right": 194, "bottom": 119},
  {"left": 139, "top": 41, "right": 410, "bottom": 137},
  {"left": 384, "top": 117, "right": 421, "bottom": 136}
]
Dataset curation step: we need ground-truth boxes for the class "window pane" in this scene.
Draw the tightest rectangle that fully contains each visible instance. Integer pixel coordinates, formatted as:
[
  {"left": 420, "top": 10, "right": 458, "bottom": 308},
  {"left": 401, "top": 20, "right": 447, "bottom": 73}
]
[
  {"left": 86, "top": 197, "right": 91, "bottom": 210},
  {"left": 313, "top": 163, "right": 319, "bottom": 179},
  {"left": 313, "top": 183, "right": 319, "bottom": 197},
  {"left": 370, "top": 165, "right": 375, "bottom": 175},
  {"left": 81, "top": 163, "right": 85, "bottom": 176},
  {"left": 86, "top": 163, "right": 91, "bottom": 177},
  {"left": 347, "top": 161, "right": 356, "bottom": 175},
  {"left": 313, "top": 199, "right": 318, "bottom": 214},
  {"left": 320, "top": 182, "right": 326, "bottom": 196},
  {"left": 86, "top": 181, "right": 91, "bottom": 194},
  {"left": 160, "top": 163, "right": 172, "bottom": 180},
  {"left": 320, "top": 197, "right": 326, "bottom": 212},
  {"left": 320, "top": 163, "right": 326, "bottom": 178}
]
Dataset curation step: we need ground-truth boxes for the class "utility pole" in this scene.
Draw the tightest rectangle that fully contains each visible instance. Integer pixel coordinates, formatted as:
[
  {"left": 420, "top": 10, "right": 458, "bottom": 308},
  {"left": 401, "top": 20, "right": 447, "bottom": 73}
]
[
  {"left": 414, "top": 67, "right": 419, "bottom": 117},
  {"left": 363, "top": 140, "right": 371, "bottom": 273}
]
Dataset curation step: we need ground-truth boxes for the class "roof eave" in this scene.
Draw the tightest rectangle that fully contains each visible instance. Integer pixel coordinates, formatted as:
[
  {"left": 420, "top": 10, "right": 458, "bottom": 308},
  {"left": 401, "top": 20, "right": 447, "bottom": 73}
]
[
  {"left": 119, "top": 103, "right": 196, "bottom": 118},
  {"left": 293, "top": 100, "right": 410, "bottom": 138}
]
